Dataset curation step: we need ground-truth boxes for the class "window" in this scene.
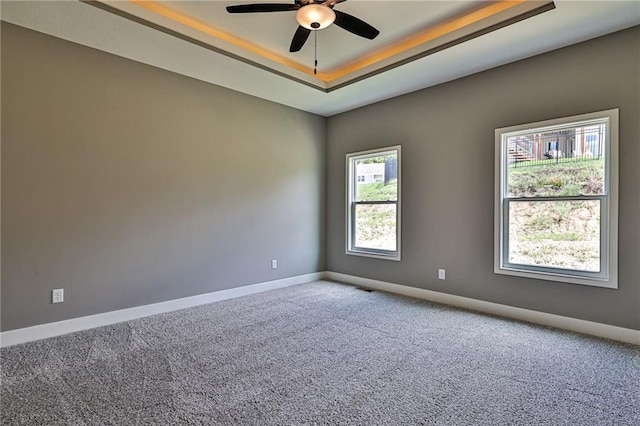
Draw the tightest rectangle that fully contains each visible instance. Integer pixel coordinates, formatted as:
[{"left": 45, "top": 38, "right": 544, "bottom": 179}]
[
  {"left": 495, "top": 109, "right": 618, "bottom": 288},
  {"left": 346, "top": 146, "right": 401, "bottom": 260},
  {"left": 357, "top": 175, "right": 365, "bottom": 182}
]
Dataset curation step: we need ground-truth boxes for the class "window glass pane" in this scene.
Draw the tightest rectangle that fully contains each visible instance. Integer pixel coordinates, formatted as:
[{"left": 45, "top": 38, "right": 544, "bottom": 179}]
[
  {"left": 355, "top": 153, "right": 398, "bottom": 202},
  {"left": 355, "top": 204, "right": 397, "bottom": 251},
  {"left": 508, "top": 200, "right": 600, "bottom": 272},
  {"left": 506, "top": 124, "right": 605, "bottom": 198}
]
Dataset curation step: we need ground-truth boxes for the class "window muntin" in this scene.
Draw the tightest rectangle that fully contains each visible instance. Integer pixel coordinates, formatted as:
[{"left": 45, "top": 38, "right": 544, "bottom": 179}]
[
  {"left": 495, "top": 110, "right": 618, "bottom": 288},
  {"left": 346, "top": 146, "right": 401, "bottom": 260}
]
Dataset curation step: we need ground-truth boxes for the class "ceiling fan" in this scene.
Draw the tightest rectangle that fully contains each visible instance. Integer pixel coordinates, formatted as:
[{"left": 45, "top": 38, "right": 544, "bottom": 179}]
[{"left": 226, "top": 0, "right": 380, "bottom": 53}]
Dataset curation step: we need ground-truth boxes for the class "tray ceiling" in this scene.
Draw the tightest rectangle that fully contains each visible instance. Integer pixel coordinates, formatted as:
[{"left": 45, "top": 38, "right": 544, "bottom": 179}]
[{"left": 2, "top": 1, "right": 639, "bottom": 116}]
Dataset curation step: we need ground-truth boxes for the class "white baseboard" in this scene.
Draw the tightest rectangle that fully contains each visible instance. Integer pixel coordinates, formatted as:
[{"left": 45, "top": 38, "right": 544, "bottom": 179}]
[
  {"left": 3, "top": 271, "right": 638, "bottom": 347},
  {"left": 0, "top": 272, "right": 323, "bottom": 348},
  {"left": 325, "top": 272, "right": 640, "bottom": 345}
]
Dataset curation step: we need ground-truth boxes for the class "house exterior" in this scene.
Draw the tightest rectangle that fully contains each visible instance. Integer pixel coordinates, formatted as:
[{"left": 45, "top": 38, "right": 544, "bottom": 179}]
[
  {"left": 508, "top": 123, "right": 605, "bottom": 165},
  {"left": 356, "top": 163, "right": 385, "bottom": 183}
]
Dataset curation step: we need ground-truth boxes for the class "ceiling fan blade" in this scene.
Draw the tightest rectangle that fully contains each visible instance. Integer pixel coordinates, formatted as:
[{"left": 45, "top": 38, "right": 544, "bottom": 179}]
[
  {"left": 290, "top": 26, "right": 311, "bottom": 52},
  {"left": 333, "top": 10, "right": 379, "bottom": 40},
  {"left": 226, "top": 3, "right": 299, "bottom": 13}
]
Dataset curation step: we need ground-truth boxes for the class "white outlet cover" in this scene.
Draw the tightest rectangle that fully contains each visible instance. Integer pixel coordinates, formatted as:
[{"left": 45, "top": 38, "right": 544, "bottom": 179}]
[
  {"left": 438, "top": 269, "right": 446, "bottom": 280},
  {"left": 271, "top": 259, "right": 278, "bottom": 269},
  {"left": 52, "top": 289, "right": 64, "bottom": 303}
]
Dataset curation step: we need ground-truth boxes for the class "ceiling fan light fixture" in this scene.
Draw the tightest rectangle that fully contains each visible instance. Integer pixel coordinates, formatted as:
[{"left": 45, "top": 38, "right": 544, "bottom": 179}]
[{"left": 296, "top": 4, "right": 336, "bottom": 30}]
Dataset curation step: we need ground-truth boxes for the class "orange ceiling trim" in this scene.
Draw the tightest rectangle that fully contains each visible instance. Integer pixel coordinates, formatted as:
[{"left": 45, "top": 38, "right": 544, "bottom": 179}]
[
  {"left": 127, "top": 0, "right": 541, "bottom": 85},
  {"left": 320, "top": 1, "right": 528, "bottom": 81},
  {"left": 129, "top": 0, "right": 318, "bottom": 78}
]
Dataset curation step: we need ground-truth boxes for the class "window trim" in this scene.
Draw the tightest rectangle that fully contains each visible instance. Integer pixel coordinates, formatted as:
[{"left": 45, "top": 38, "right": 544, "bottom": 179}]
[
  {"left": 494, "top": 109, "right": 618, "bottom": 288},
  {"left": 346, "top": 145, "right": 401, "bottom": 261}
]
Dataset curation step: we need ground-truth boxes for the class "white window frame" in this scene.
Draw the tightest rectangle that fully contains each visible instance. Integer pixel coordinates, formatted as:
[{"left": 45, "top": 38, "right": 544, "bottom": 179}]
[
  {"left": 346, "top": 146, "right": 401, "bottom": 261},
  {"left": 494, "top": 109, "right": 618, "bottom": 288}
]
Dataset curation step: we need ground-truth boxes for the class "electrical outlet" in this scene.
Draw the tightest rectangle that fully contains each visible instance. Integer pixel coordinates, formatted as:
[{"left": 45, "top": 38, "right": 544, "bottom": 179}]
[
  {"left": 52, "top": 288, "right": 64, "bottom": 303},
  {"left": 438, "top": 269, "right": 446, "bottom": 280},
  {"left": 271, "top": 259, "right": 278, "bottom": 269}
]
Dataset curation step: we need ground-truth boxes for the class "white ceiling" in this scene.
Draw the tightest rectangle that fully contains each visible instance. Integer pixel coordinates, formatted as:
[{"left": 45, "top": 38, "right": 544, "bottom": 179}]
[
  {"left": 156, "top": 0, "right": 480, "bottom": 70},
  {"left": 2, "top": 1, "right": 639, "bottom": 116}
]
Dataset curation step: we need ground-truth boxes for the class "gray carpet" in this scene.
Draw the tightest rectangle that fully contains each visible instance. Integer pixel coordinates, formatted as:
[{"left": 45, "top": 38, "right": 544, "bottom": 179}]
[{"left": 1, "top": 281, "right": 639, "bottom": 425}]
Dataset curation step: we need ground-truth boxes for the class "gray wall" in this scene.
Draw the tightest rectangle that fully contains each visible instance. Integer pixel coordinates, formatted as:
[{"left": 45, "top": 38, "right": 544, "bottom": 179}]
[
  {"left": 3, "top": 22, "right": 638, "bottom": 333},
  {"left": 326, "top": 26, "right": 640, "bottom": 330},
  {"left": 1, "top": 24, "right": 326, "bottom": 331}
]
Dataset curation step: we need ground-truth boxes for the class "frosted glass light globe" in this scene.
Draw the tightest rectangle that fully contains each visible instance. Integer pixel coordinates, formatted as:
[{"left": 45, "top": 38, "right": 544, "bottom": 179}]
[{"left": 296, "top": 4, "right": 336, "bottom": 30}]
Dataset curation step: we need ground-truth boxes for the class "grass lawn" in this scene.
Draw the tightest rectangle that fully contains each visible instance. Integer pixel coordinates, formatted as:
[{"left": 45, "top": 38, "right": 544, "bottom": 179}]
[
  {"left": 508, "top": 158, "right": 604, "bottom": 197},
  {"left": 357, "top": 180, "right": 398, "bottom": 201}
]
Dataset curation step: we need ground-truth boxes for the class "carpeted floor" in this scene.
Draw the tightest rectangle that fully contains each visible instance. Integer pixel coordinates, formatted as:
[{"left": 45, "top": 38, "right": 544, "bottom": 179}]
[{"left": 1, "top": 280, "right": 639, "bottom": 425}]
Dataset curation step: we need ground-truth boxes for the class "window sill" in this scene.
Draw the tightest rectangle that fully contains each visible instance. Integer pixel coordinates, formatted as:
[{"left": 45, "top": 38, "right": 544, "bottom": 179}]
[
  {"left": 494, "top": 265, "right": 617, "bottom": 289},
  {"left": 346, "top": 249, "right": 401, "bottom": 262}
]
